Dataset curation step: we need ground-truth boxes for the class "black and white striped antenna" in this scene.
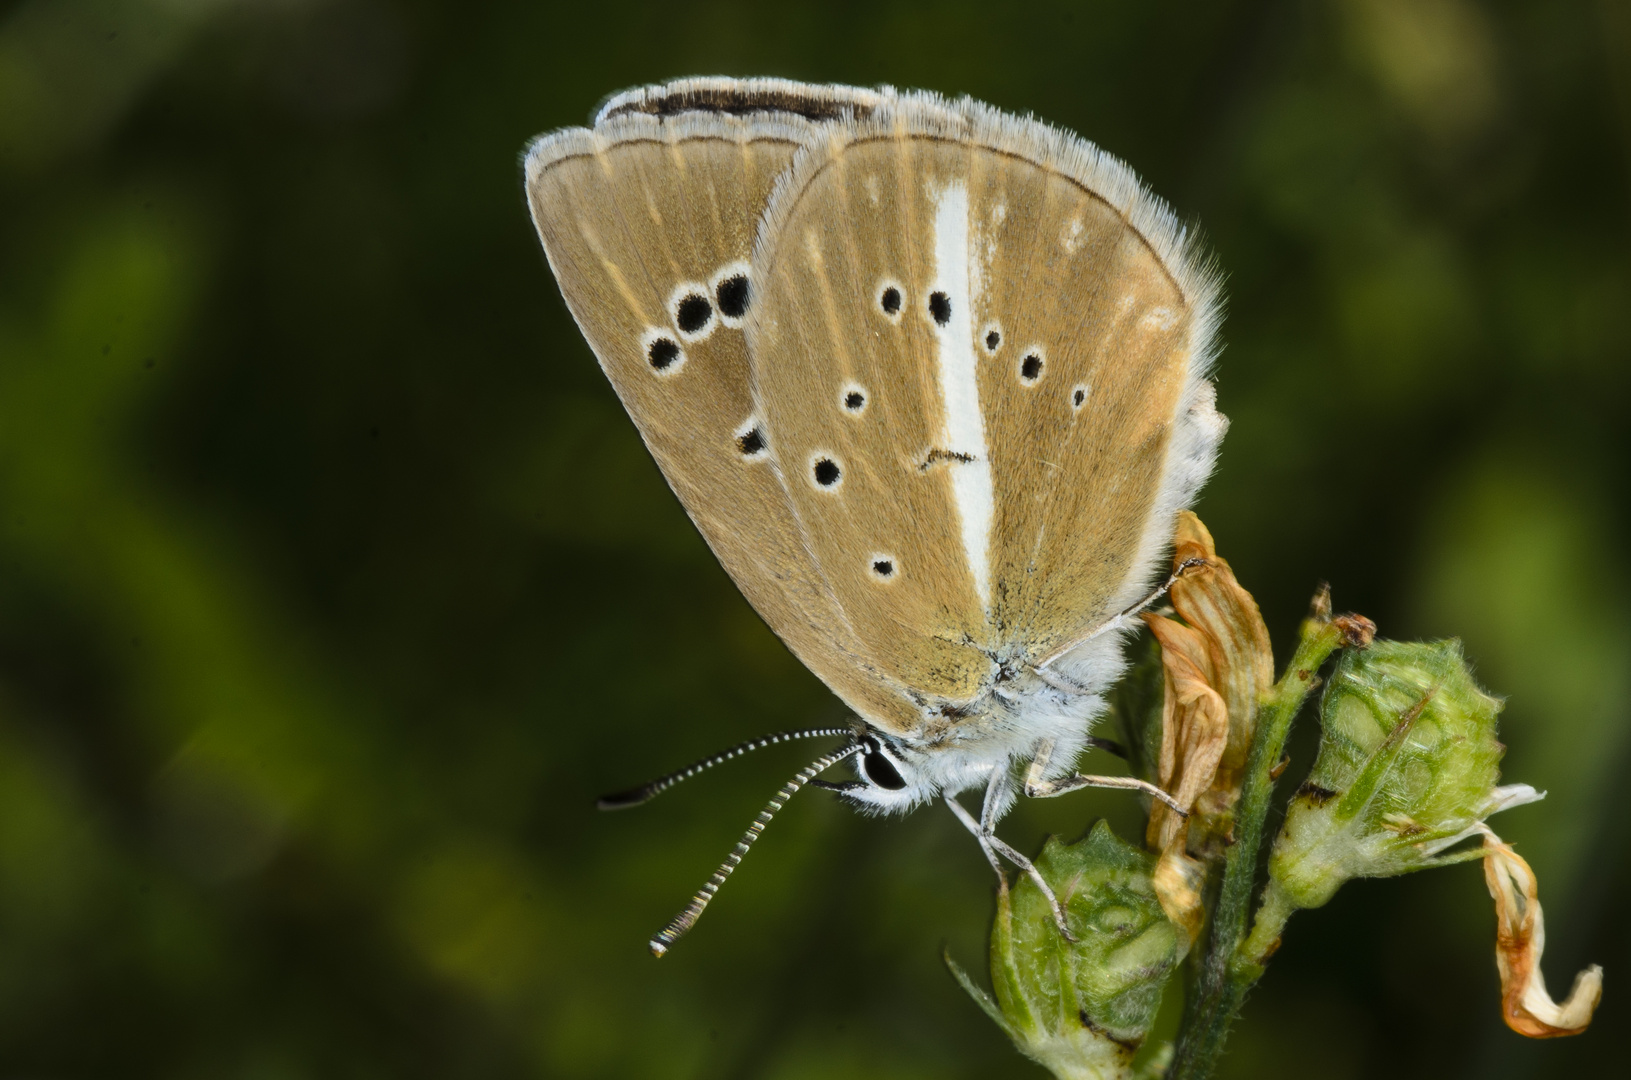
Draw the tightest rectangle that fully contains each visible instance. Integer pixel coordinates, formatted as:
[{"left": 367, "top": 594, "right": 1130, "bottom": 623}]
[
  {"left": 647, "top": 740, "right": 862, "bottom": 956},
  {"left": 596, "top": 727, "right": 853, "bottom": 809}
]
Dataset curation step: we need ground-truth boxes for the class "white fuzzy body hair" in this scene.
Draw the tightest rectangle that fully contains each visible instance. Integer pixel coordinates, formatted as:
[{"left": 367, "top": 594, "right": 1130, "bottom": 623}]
[{"left": 841, "top": 627, "right": 1130, "bottom": 819}]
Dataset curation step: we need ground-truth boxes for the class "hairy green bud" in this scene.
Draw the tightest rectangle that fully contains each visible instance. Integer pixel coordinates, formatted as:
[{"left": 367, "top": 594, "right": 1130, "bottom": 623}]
[
  {"left": 1247, "top": 640, "right": 1540, "bottom": 958},
  {"left": 948, "top": 822, "right": 1186, "bottom": 1080}
]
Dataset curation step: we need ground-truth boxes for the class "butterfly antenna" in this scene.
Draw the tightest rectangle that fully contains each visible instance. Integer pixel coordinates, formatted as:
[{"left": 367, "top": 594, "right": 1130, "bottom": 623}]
[
  {"left": 597, "top": 727, "right": 854, "bottom": 810},
  {"left": 648, "top": 740, "right": 861, "bottom": 957}
]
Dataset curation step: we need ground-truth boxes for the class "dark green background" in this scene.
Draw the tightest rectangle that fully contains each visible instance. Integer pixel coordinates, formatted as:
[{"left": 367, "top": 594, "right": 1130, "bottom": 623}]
[{"left": 2, "top": 0, "right": 1627, "bottom": 1076}]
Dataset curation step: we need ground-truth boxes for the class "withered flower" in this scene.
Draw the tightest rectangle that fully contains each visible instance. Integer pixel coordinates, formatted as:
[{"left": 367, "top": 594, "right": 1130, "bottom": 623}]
[
  {"left": 1141, "top": 512, "right": 1274, "bottom": 931},
  {"left": 1478, "top": 824, "right": 1603, "bottom": 1038}
]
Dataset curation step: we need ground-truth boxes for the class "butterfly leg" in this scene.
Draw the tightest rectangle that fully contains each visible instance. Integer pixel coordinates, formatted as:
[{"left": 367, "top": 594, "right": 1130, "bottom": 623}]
[
  {"left": 1036, "top": 556, "right": 1209, "bottom": 671},
  {"left": 1024, "top": 737, "right": 1189, "bottom": 816},
  {"left": 943, "top": 780, "right": 1078, "bottom": 942}
]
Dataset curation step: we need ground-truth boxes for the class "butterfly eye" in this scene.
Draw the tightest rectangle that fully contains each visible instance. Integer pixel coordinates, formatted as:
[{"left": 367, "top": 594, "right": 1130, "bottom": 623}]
[{"left": 863, "top": 750, "right": 906, "bottom": 790}]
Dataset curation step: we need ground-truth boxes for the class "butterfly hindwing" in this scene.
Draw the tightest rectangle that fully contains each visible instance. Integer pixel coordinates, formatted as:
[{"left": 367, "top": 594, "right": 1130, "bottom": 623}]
[{"left": 524, "top": 85, "right": 923, "bottom": 730}]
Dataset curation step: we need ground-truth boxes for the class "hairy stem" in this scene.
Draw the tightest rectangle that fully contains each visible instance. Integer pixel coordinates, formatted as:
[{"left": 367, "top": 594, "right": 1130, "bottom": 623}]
[{"left": 1166, "top": 615, "right": 1362, "bottom": 1079}]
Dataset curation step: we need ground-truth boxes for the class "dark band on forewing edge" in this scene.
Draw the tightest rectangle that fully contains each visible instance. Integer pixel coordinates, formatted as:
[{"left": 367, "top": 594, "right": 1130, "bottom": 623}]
[{"left": 601, "top": 85, "right": 879, "bottom": 123}]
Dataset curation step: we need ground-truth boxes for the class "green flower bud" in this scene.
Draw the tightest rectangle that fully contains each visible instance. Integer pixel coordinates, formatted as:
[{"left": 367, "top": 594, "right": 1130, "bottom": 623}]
[
  {"left": 1250, "top": 640, "right": 1540, "bottom": 955},
  {"left": 948, "top": 822, "right": 1186, "bottom": 1080}
]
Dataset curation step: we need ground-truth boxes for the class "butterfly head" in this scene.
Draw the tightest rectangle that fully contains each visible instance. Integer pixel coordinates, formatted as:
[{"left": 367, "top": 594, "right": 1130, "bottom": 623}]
[
  {"left": 811, "top": 726, "right": 1015, "bottom": 815},
  {"left": 817, "top": 732, "right": 924, "bottom": 812}
]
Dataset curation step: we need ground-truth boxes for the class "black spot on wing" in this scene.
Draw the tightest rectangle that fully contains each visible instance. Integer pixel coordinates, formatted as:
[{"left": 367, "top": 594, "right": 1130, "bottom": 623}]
[
  {"left": 648, "top": 336, "right": 681, "bottom": 371},
  {"left": 676, "top": 294, "right": 713, "bottom": 333},
  {"left": 928, "top": 291, "right": 951, "bottom": 326},
  {"left": 716, "top": 274, "right": 750, "bottom": 318}
]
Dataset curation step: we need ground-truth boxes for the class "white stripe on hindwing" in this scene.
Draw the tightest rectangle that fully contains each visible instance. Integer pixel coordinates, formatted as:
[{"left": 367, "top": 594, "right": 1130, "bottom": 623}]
[{"left": 928, "top": 181, "right": 994, "bottom": 610}]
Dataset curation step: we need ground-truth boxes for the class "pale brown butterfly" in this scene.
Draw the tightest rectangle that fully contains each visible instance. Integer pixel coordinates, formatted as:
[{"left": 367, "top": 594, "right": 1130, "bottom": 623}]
[{"left": 522, "top": 77, "right": 1226, "bottom": 955}]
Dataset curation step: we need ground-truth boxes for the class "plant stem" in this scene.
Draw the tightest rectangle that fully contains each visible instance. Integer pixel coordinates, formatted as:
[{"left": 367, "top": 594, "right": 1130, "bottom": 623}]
[{"left": 1165, "top": 615, "right": 1361, "bottom": 1080}]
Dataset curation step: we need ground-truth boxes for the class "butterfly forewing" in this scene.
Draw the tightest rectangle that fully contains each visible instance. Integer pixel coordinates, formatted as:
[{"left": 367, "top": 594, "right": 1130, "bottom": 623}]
[
  {"left": 750, "top": 129, "right": 999, "bottom": 708},
  {"left": 972, "top": 169, "right": 1195, "bottom": 663},
  {"left": 524, "top": 102, "right": 921, "bottom": 730},
  {"left": 749, "top": 97, "right": 1223, "bottom": 703}
]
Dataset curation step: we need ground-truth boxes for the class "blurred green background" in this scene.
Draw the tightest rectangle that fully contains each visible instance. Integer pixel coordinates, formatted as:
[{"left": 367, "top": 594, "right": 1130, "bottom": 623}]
[{"left": 1, "top": 0, "right": 1627, "bottom": 1076}]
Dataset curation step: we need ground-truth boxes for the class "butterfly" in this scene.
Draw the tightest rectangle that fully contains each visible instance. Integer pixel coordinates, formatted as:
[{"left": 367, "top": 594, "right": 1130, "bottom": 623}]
[{"left": 523, "top": 77, "right": 1225, "bottom": 955}]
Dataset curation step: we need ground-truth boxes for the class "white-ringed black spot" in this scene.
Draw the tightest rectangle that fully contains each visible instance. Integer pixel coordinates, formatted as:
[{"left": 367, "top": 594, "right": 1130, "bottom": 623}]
[
  {"left": 676, "top": 294, "right": 712, "bottom": 333},
  {"left": 668, "top": 281, "right": 717, "bottom": 342},
  {"left": 840, "top": 382, "right": 868, "bottom": 415},
  {"left": 812, "top": 456, "right": 841, "bottom": 489},
  {"left": 649, "top": 337, "right": 680, "bottom": 370},
  {"left": 733, "top": 416, "right": 769, "bottom": 460},
  {"left": 641, "top": 327, "right": 686, "bottom": 376},
  {"left": 716, "top": 275, "right": 749, "bottom": 319},
  {"left": 980, "top": 321, "right": 1003, "bottom": 356},
  {"left": 879, "top": 283, "right": 902, "bottom": 317},
  {"left": 1072, "top": 383, "right": 1089, "bottom": 410},
  {"left": 869, "top": 555, "right": 897, "bottom": 581},
  {"left": 711, "top": 261, "right": 752, "bottom": 328},
  {"left": 928, "top": 291, "right": 951, "bottom": 326},
  {"left": 1020, "top": 352, "right": 1043, "bottom": 383}
]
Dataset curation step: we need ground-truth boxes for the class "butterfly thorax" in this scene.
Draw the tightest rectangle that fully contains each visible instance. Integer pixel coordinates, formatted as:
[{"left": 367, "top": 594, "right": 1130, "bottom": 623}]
[{"left": 839, "top": 630, "right": 1129, "bottom": 817}]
